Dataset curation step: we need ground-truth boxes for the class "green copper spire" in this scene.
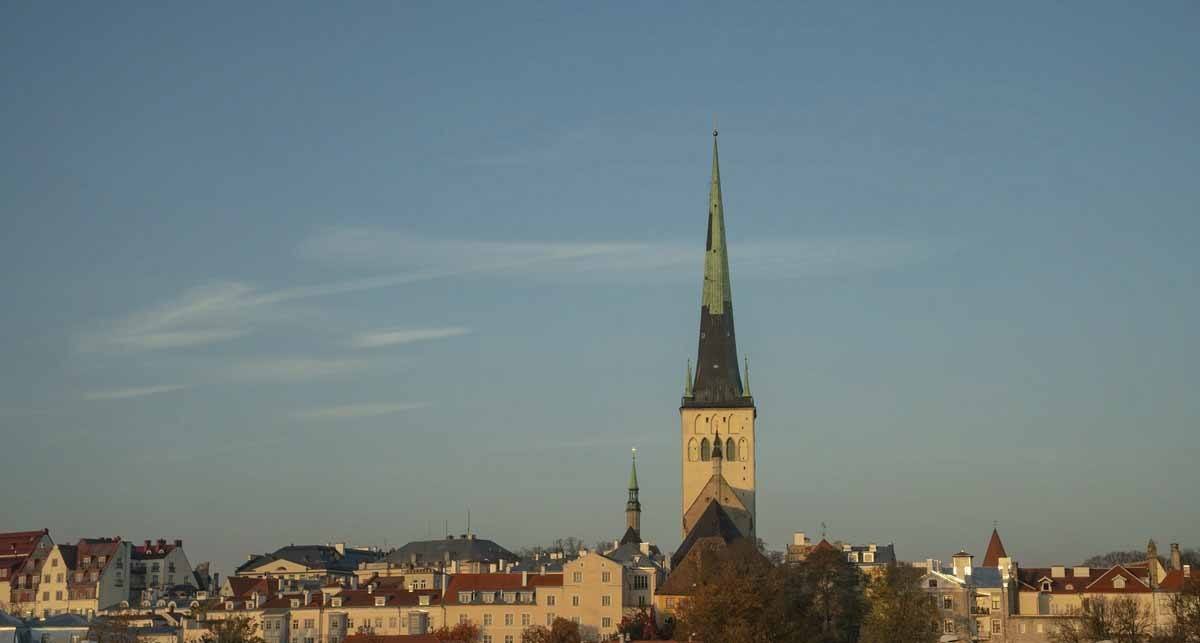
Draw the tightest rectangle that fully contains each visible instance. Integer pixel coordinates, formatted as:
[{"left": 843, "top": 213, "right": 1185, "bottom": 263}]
[
  {"left": 629, "top": 448, "right": 639, "bottom": 490},
  {"left": 701, "top": 129, "right": 734, "bottom": 314},
  {"left": 686, "top": 128, "right": 749, "bottom": 407}
]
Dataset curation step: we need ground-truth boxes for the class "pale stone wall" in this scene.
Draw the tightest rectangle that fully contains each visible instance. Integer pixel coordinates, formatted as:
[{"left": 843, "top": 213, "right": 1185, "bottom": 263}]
[{"left": 679, "top": 407, "right": 755, "bottom": 538}]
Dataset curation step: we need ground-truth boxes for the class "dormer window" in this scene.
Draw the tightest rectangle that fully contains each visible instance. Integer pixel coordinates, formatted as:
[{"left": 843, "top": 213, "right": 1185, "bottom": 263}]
[
  {"left": 481, "top": 591, "right": 494, "bottom": 604},
  {"left": 374, "top": 596, "right": 385, "bottom": 607},
  {"left": 1041, "top": 581, "right": 1052, "bottom": 592},
  {"left": 1113, "top": 577, "right": 1126, "bottom": 589},
  {"left": 502, "top": 591, "right": 517, "bottom": 603},
  {"left": 848, "top": 553, "right": 859, "bottom": 563},
  {"left": 290, "top": 599, "right": 300, "bottom": 608},
  {"left": 330, "top": 597, "right": 342, "bottom": 608},
  {"left": 225, "top": 602, "right": 234, "bottom": 610},
  {"left": 928, "top": 579, "right": 937, "bottom": 588},
  {"left": 458, "top": 591, "right": 473, "bottom": 603}
]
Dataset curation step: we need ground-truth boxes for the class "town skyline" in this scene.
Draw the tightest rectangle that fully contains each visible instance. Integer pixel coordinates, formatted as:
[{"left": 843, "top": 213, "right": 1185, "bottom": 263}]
[{"left": 4, "top": 2, "right": 1200, "bottom": 579}]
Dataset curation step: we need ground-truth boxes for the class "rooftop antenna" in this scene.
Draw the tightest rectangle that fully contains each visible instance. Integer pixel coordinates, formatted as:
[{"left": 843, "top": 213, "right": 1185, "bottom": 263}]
[
  {"left": 713, "top": 114, "right": 718, "bottom": 136},
  {"left": 821, "top": 522, "right": 828, "bottom": 539}
]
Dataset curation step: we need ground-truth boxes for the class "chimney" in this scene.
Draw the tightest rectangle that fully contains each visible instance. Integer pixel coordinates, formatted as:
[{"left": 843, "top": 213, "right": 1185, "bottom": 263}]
[
  {"left": 1171, "top": 543, "right": 1182, "bottom": 571},
  {"left": 521, "top": 571, "right": 528, "bottom": 587},
  {"left": 1184, "top": 565, "right": 1191, "bottom": 578},
  {"left": 303, "top": 590, "right": 311, "bottom": 605},
  {"left": 145, "top": 540, "right": 152, "bottom": 548},
  {"left": 174, "top": 540, "right": 183, "bottom": 548}
]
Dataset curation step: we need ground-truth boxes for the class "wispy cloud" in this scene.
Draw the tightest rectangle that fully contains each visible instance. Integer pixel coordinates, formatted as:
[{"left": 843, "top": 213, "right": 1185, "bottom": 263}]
[
  {"left": 294, "top": 402, "right": 430, "bottom": 420},
  {"left": 231, "top": 358, "right": 369, "bottom": 381},
  {"left": 84, "top": 385, "right": 187, "bottom": 401},
  {"left": 82, "top": 228, "right": 937, "bottom": 354},
  {"left": 350, "top": 327, "right": 472, "bottom": 349}
]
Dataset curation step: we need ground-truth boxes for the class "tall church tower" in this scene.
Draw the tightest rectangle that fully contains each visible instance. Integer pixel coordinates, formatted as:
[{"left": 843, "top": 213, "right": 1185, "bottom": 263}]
[
  {"left": 679, "top": 128, "right": 757, "bottom": 539},
  {"left": 626, "top": 448, "right": 642, "bottom": 534}
]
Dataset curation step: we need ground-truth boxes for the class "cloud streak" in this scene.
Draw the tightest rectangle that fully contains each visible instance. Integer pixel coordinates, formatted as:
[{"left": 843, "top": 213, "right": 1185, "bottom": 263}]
[
  {"left": 231, "top": 358, "right": 369, "bottom": 381},
  {"left": 350, "top": 327, "right": 471, "bottom": 349},
  {"left": 294, "top": 402, "right": 430, "bottom": 420},
  {"left": 84, "top": 385, "right": 187, "bottom": 401}
]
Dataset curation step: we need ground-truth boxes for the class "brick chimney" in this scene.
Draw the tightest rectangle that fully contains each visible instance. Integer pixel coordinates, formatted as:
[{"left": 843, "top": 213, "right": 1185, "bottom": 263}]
[{"left": 1171, "top": 543, "right": 1182, "bottom": 571}]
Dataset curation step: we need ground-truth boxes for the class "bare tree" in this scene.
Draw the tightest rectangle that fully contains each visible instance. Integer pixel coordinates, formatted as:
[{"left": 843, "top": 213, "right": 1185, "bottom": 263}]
[{"left": 1051, "top": 596, "right": 1151, "bottom": 643}]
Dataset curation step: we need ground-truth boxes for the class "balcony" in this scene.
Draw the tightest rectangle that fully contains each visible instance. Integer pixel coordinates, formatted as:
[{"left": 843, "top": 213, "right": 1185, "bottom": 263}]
[{"left": 971, "top": 607, "right": 991, "bottom": 615}]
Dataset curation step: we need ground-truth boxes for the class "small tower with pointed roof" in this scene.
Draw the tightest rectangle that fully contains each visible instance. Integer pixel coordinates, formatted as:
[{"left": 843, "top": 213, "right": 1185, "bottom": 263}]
[
  {"left": 679, "top": 127, "right": 758, "bottom": 539},
  {"left": 625, "top": 449, "right": 642, "bottom": 535}
]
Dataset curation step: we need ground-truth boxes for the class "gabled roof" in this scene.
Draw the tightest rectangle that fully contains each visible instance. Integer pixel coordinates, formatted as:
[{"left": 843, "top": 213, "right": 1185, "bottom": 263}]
[
  {"left": 236, "top": 545, "right": 380, "bottom": 574},
  {"left": 671, "top": 500, "right": 744, "bottom": 570},
  {"left": 619, "top": 526, "right": 641, "bottom": 547},
  {"left": 0, "top": 530, "right": 49, "bottom": 559},
  {"left": 1017, "top": 564, "right": 1151, "bottom": 594},
  {"left": 982, "top": 529, "right": 1008, "bottom": 567},
  {"left": 225, "top": 577, "right": 279, "bottom": 600},
  {"left": 1160, "top": 569, "right": 1198, "bottom": 592},
  {"left": 659, "top": 534, "right": 765, "bottom": 596}
]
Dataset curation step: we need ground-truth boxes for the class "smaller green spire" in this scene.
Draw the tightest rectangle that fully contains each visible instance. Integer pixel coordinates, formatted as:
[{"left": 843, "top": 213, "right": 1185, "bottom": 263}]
[{"left": 629, "top": 448, "right": 639, "bottom": 490}]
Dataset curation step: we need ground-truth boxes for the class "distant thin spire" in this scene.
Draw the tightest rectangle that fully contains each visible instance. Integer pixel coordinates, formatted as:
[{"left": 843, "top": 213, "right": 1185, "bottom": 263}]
[
  {"left": 743, "top": 356, "right": 751, "bottom": 397},
  {"left": 685, "top": 360, "right": 694, "bottom": 397}
]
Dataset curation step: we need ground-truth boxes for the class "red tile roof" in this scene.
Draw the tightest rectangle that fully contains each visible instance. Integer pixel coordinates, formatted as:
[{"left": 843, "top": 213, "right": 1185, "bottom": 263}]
[
  {"left": 443, "top": 573, "right": 563, "bottom": 604},
  {"left": 981, "top": 529, "right": 1008, "bottom": 567},
  {"left": 0, "top": 530, "right": 49, "bottom": 559},
  {"left": 226, "top": 577, "right": 279, "bottom": 600},
  {"left": 1158, "top": 569, "right": 1197, "bottom": 592},
  {"left": 1018, "top": 565, "right": 1152, "bottom": 594}
]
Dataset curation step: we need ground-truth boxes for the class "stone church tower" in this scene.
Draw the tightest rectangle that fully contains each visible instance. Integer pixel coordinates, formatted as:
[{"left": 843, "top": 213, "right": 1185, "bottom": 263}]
[{"left": 679, "top": 129, "right": 757, "bottom": 540}]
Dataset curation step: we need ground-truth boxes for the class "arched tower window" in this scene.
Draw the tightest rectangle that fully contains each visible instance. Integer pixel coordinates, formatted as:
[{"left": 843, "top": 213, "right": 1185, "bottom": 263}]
[
  {"left": 738, "top": 438, "right": 748, "bottom": 462},
  {"left": 700, "top": 438, "right": 711, "bottom": 461},
  {"left": 725, "top": 438, "right": 736, "bottom": 462},
  {"left": 687, "top": 439, "right": 699, "bottom": 462}
]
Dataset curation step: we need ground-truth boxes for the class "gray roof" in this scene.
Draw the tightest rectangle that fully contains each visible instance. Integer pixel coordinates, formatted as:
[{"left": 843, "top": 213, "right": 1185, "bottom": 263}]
[
  {"left": 0, "top": 610, "right": 23, "bottom": 628},
  {"left": 32, "top": 614, "right": 90, "bottom": 629},
  {"left": 384, "top": 537, "right": 516, "bottom": 567},
  {"left": 847, "top": 543, "right": 897, "bottom": 565},
  {"left": 236, "top": 545, "right": 382, "bottom": 574},
  {"left": 970, "top": 567, "right": 1004, "bottom": 588},
  {"left": 606, "top": 541, "right": 664, "bottom": 570}
]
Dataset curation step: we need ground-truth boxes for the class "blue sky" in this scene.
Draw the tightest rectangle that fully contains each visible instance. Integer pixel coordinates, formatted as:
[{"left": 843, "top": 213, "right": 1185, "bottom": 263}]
[{"left": 2, "top": 2, "right": 1198, "bottom": 575}]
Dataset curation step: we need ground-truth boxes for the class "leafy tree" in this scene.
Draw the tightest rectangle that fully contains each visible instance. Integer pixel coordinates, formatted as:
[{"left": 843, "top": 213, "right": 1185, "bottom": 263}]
[
  {"left": 785, "top": 546, "right": 866, "bottom": 642},
  {"left": 858, "top": 564, "right": 937, "bottom": 643},
  {"left": 521, "top": 625, "right": 552, "bottom": 643},
  {"left": 430, "top": 622, "right": 482, "bottom": 642},
  {"left": 201, "top": 616, "right": 266, "bottom": 643},
  {"left": 617, "top": 608, "right": 663, "bottom": 640},
  {"left": 1050, "top": 596, "right": 1150, "bottom": 643}
]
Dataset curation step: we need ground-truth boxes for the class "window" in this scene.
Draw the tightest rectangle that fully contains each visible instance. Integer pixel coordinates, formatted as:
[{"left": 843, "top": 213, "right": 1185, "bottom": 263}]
[
  {"left": 483, "top": 637, "right": 492, "bottom": 643},
  {"left": 43, "top": 592, "right": 50, "bottom": 601},
  {"left": 992, "top": 597, "right": 1000, "bottom": 610},
  {"left": 521, "top": 613, "right": 530, "bottom": 626},
  {"left": 725, "top": 437, "right": 736, "bottom": 462},
  {"left": 51, "top": 558, "right": 58, "bottom": 568},
  {"left": 373, "top": 619, "right": 382, "bottom": 629},
  {"left": 388, "top": 617, "right": 396, "bottom": 629},
  {"left": 504, "top": 614, "right": 513, "bottom": 626},
  {"left": 482, "top": 591, "right": 495, "bottom": 604},
  {"left": 700, "top": 438, "right": 711, "bottom": 461},
  {"left": 688, "top": 438, "right": 698, "bottom": 462},
  {"left": 738, "top": 438, "right": 748, "bottom": 461},
  {"left": 330, "top": 597, "right": 342, "bottom": 608},
  {"left": 374, "top": 596, "right": 386, "bottom": 607},
  {"left": 152, "top": 563, "right": 160, "bottom": 572},
  {"left": 459, "top": 614, "right": 468, "bottom": 625},
  {"left": 601, "top": 595, "right": 611, "bottom": 607},
  {"left": 602, "top": 617, "right": 612, "bottom": 629},
  {"left": 56, "top": 573, "right": 62, "bottom": 583},
  {"left": 1113, "top": 577, "right": 1126, "bottom": 589},
  {"left": 928, "top": 579, "right": 937, "bottom": 588},
  {"left": 347, "top": 619, "right": 353, "bottom": 629},
  {"left": 572, "top": 572, "right": 582, "bottom": 583},
  {"left": 291, "top": 621, "right": 298, "bottom": 630},
  {"left": 546, "top": 613, "right": 555, "bottom": 626},
  {"left": 943, "top": 596, "right": 953, "bottom": 610},
  {"left": 459, "top": 592, "right": 473, "bottom": 603},
  {"left": 1041, "top": 581, "right": 1052, "bottom": 592},
  {"left": 303, "top": 620, "right": 314, "bottom": 630},
  {"left": 863, "top": 552, "right": 874, "bottom": 563},
  {"left": 944, "top": 620, "right": 954, "bottom": 634},
  {"left": 56, "top": 591, "right": 62, "bottom": 600},
  {"left": 1037, "top": 623, "right": 1044, "bottom": 633},
  {"left": 571, "top": 617, "right": 580, "bottom": 625},
  {"left": 328, "top": 617, "right": 339, "bottom": 628},
  {"left": 504, "top": 637, "right": 513, "bottom": 643},
  {"left": 601, "top": 571, "right": 611, "bottom": 583},
  {"left": 546, "top": 595, "right": 556, "bottom": 606},
  {"left": 571, "top": 595, "right": 580, "bottom": 607},
  {"left": 992, "top": 619, "right": 1001, "bottom": 634},
  {"left": 848, "top": 552, "right": 859, "bottom": 563},
  {"left": 483, "top": 614, "right": 492, "bottom": 626},
  {"left": 633, "top": 575, "right": 648, "bottom": 589}
]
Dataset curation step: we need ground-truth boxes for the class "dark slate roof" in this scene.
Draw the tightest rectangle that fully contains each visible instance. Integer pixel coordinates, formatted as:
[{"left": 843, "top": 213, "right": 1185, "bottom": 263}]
[
  {"left": 971, "top": 567, "right": 1004, "bottom": 589},
  {"left": 619, "top": 527, "right": 641, "bottom": 547},
  {"left": 383, "top": 537, "right": 516, "bottom": 567},
  {"left": 236, "top": 545, "right": 382, "bottom": 574},
  {"left": 0, "top": 610, "right": 23, "bottom": 627},
  {"left": 33, "top": 614, "right": 90, "bottom": 628},
  {"left": 606, "top": 541, "right": 664, "bottom": 568},
  {"left": 670, "top": 500, "right": 745, "bottom": 570}
]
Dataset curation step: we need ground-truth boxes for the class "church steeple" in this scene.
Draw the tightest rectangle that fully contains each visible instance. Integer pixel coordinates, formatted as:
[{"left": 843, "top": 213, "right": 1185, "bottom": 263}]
[
  {"left": 625, "top": 448, "right": 641, "bottom": 534},
  {"left": 685, "top": 129, "right": 752, "bottom": 408}
]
